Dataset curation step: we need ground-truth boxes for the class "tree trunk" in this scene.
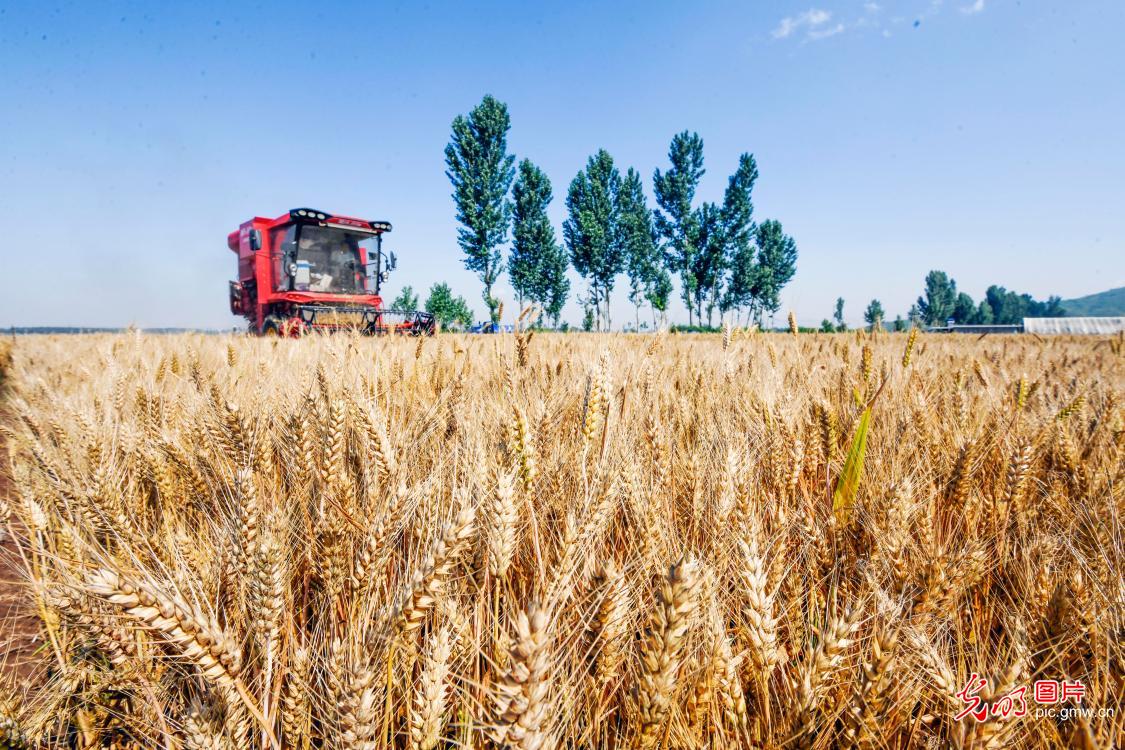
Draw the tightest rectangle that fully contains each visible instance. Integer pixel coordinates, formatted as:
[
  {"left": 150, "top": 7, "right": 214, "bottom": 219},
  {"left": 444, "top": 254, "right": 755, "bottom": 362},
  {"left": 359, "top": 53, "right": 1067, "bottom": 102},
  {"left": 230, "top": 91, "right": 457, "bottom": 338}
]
[
  {"left": 484, "top": 281, "right": 498, "bottom": 325},
  {"left": 592, "top": 281, "right": 600, "bottom": 332}
]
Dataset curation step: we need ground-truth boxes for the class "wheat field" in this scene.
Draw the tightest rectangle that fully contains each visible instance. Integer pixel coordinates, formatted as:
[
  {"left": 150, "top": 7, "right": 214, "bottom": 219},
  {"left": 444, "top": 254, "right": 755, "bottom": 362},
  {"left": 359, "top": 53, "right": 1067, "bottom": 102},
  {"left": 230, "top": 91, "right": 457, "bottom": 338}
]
[{"left": 0, "top": 330, "right": 1121, "bottom": 749}]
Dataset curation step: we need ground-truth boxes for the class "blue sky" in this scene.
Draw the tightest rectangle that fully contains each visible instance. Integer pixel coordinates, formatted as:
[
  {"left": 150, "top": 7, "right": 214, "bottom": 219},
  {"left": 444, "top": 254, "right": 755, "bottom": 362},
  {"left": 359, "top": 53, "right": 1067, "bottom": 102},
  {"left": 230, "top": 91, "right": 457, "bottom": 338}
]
[{"left": 0, "top": 0, "right": 1121, "bottom": 329}]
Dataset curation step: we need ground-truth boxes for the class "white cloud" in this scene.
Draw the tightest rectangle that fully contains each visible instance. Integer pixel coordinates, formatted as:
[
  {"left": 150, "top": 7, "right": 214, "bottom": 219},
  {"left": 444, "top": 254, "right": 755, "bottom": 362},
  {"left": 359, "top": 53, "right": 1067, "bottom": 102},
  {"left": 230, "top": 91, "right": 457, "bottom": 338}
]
[
  {"left": 807, "top": 9, "right": 832, "bottom": 24},
  {"left": 774, "top": 1, "right": 969, "bottom": 44},
  {"left": 772, "top": 8, "right": 833, "bottom": 39},
  {"left": 808, "top": 23, "right": 846, "bottom": 39}
]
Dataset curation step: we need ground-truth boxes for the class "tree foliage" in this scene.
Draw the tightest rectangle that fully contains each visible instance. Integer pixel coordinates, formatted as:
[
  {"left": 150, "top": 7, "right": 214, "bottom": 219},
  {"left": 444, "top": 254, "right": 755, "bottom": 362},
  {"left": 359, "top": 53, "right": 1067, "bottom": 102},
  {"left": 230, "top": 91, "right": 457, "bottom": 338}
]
[
  {"left": 918, "top": 270, "right": 957, "bottom": 325},
  {"left": 976, "top": 299, "right": 994, "bottom": 324},
  {"left": 724, "top": 238, "right": 756, "bottom": 320},
  {"left": 692, "top": 202, "right": 726, "bottom": 326},
  {"left": 915, "top": 272, "right": 1066, "bottom": 327},
  {"left": 984, "top": 285, "right": 1065, "bottom": 323},
  {"left": 716, "top": 153, "right": 759, "bottom": 321},
  {"left": 952, "top": 292, "right": 976, "bottom": 324},
  {"left": 564, "top": 150, "right": 625, "bottom": 331},
  {"left": 751, "top": 220, "right": 797, "bottom": 322},
  {"left": 646, "top": 268, "right": 673, "bottom": 327},
  {"left": 581, "top": 305, "right": 595, "bottom": 332},
  {"left": 424, "top": 282, "right": 474, "bottom": 329},
  {"left": 444, "top": 95, "right": 516, "bottom": 324},
  {"left": 864, "top": 299, "right": 885, "bottom": 329},
  {"left": 617, "top": 168, "right": 662, "bottom": 329},
  {"left": 720, "top": 155, "right": 761, "bottom": 320},
  {"left": 536, "top": 242, "right": 571, "bottom": 326},
  {"left": 654, "top": 133, "right": 792, "bottom": 327},
  {"left": 390, "top": 285, "right": 419, "bottom": 312},
  {"left": 509, "top": 159, "right": 570, "bottom": 325},
  {"left": 834, "top": 297, "right": 846, "bottom": 331},
  {"left": 653, "top": 132, "right": 705, "bottom": 322}
]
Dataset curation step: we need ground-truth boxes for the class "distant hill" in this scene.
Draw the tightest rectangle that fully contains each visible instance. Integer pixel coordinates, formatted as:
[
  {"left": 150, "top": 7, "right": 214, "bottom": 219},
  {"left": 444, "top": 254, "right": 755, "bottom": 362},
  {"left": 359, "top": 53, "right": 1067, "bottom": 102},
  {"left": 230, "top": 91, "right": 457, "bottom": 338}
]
[{"left": 1060, "top": 287, "right": 1125, "bottom": 317}]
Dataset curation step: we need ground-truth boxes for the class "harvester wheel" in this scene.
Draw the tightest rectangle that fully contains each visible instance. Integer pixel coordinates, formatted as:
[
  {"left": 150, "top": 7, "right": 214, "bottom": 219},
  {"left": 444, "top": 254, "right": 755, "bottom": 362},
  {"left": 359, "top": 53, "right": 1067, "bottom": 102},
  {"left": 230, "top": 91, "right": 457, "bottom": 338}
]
[{"left": 262, "top": 318, "right": 284, "bottom": 337}]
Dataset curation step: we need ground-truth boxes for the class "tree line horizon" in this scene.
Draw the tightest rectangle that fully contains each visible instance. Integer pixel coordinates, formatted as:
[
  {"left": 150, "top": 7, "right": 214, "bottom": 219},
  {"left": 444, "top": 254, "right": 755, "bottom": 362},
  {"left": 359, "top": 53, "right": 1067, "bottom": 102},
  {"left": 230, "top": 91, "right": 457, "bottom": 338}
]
[
  {"left": 850, "top": 271, "right": 1066, "bottom": 334},
  {"left": 431, "top": 94, "right": 1068, "bottom": 333},
  {"left": 443, "top": 94, "right": 797, "bottom": 331}
]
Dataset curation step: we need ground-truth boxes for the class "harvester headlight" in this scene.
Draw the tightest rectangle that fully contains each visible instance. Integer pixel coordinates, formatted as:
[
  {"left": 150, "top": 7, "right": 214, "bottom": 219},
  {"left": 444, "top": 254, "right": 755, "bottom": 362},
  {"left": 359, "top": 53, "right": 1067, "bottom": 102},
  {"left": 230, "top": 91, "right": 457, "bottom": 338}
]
[
  {"left": 297, "top": 210, "right": 307, "bottom": 216},
  {"left": 316, "top": 213, "right": 326, "bottom": 220}
]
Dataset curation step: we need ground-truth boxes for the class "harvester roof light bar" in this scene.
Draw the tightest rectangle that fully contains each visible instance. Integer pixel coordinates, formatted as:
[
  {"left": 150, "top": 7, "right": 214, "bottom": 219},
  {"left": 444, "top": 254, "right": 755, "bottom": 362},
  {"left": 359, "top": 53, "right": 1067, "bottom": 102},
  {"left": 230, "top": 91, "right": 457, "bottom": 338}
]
[
  {"left": 289, "top": 209, "right": 391, "bottom": 232},
  {"left": 290, "top": 208, "right": 330, "bottom": 222}
]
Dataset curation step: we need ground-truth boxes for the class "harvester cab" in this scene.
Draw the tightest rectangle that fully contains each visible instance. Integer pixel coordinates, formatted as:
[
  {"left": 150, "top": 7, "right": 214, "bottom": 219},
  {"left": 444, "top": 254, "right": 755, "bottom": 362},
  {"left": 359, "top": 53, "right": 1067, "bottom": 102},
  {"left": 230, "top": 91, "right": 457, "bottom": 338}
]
[{"left": 227, "top": 208, "right": 435, "bottom": 336}]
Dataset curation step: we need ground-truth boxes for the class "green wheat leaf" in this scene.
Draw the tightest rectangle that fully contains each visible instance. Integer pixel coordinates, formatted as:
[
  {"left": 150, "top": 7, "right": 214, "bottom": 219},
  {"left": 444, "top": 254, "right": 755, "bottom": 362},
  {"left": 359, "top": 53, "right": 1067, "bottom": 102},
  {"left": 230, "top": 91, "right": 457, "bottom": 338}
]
[{"left": 833, "top": 406, "right": 871, "bottom": 526}]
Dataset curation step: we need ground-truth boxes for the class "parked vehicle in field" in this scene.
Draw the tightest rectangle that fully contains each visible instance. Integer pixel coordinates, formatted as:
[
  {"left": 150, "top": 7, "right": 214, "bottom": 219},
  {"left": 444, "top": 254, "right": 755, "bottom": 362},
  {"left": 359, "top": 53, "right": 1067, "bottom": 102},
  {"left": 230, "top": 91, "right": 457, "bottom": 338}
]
[{"left": 227, "top": 208, "right": 434, "bottom": 336}]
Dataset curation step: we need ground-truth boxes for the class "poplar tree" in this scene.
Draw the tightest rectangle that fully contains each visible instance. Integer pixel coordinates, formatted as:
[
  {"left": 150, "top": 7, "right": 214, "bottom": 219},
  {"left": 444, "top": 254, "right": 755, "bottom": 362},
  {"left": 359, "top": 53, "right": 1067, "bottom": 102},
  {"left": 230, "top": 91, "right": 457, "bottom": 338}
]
[
  {"left": 918, "top": 271, "right": 956, "bottom": 325},
  {"left": 655, "top": 136, "right": 767, "bottom": 326},
  {"left": 752, "top": 220, "right": 797, "bottom": 325},
  {"left": 834, "top": 297, "right": 846, "bottom": 331},
  {"left": 509, "top": 159, "right": 569, "bottom": 324},
  {"left": 444, "top": 95, "right": 515, "bottom": 324},
  {"left": 718, "top": 154, "right": 759, "bottom": 322},
  {"left": 653, "top": 132, "right": 705, "bottom": 324},
  {"left": 536, "top": 240, "right": 571, "bottom": 327},
  {"left": 617, "top": 168, "right": 661, "bottom": 331},
  {"left": 564, "top": 150, "right": 624, "bottom": 331},
  {"left": 864, "top": 299, "right": 885, "bottom": 330},
  {"left": 693, "top": 202, "right": 726, "bottom": 326}
]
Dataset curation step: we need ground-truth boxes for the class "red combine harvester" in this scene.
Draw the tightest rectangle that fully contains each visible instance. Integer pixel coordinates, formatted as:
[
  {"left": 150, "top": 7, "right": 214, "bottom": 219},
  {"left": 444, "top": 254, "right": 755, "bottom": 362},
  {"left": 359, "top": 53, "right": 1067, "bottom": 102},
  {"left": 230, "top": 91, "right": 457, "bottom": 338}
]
[{"left": 228, "top": 208, "right": 435, "bottom": 336}]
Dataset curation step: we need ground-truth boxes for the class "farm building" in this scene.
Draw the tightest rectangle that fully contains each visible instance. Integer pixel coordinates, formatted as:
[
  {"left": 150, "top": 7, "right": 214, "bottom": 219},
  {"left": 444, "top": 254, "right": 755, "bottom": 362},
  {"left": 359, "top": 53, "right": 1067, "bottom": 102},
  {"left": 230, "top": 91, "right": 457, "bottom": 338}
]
[
  {"left": 927, "top": 317, "right": 1124, "bottom": 334},
  {"left": 1022, "top": 316, "right": 1125, "bottom": 334},
  {"left": 928, "top": 323, "right": 1022, "bottom": 334}
]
